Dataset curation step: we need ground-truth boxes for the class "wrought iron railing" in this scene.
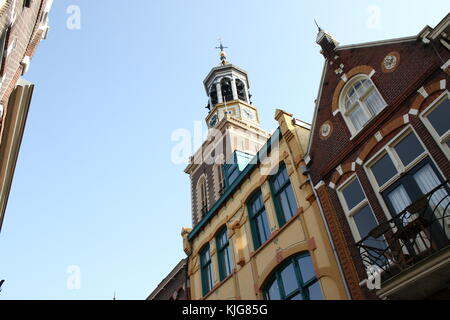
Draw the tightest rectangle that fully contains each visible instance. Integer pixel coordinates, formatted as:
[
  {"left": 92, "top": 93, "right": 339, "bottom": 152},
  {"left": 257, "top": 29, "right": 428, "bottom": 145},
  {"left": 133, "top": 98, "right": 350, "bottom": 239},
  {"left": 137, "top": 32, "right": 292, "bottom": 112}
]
[{"left": 356, "top": 181, "right": 450, "bottom": 282}]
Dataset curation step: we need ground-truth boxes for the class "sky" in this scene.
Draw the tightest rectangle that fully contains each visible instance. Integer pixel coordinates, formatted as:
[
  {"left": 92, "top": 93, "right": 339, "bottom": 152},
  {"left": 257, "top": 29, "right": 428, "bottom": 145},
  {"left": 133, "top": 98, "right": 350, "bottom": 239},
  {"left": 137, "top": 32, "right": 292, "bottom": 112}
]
[{"left": 0, "top": 0, "right": 448, "bottom": 300}]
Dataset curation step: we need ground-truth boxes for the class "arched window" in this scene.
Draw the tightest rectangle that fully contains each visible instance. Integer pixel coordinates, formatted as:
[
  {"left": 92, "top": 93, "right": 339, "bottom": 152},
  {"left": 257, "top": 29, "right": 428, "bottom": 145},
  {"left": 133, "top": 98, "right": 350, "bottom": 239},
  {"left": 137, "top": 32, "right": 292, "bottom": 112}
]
[
  {"left": 263, "top": 253, "right": 323, "bottom": 300},
  {"left": 217, "top": 164, "right": 225, "bottom": 196},
  {"left": 340, "top": 75, "right": 386, "bottom": 134},
  {"left": 235, "top": 79, "right": 247, "bottom": 102},
  {"left": 210, "top": 84, "right": 218, "bottom": 106},
  {"left": 220, "top": 77, "right": 233, "bottom": 102},
  {"left": 198, "top": 177, "right": 208, "bottom": 217},
  {"left": 216, "top": 226, "right": 233, "bottom": 281}
]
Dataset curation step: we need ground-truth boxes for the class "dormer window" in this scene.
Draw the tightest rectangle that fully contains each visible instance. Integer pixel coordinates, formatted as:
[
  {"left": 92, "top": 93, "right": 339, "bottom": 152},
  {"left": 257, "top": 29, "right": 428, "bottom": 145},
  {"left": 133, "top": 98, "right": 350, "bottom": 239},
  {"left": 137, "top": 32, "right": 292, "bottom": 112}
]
[
  {"left": 221, "top": 78, "right": 233, "bottom": 102},
  {"left": 340, "top": 75, "right": 386, "bottom": 135}
]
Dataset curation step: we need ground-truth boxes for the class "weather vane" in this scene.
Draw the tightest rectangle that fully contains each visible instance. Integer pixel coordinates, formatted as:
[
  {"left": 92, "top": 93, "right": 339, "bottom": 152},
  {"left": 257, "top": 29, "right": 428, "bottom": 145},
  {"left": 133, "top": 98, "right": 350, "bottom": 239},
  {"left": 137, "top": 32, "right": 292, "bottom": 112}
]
[{"left": 215, "top": 38, "right": 228, "bottom": 65}]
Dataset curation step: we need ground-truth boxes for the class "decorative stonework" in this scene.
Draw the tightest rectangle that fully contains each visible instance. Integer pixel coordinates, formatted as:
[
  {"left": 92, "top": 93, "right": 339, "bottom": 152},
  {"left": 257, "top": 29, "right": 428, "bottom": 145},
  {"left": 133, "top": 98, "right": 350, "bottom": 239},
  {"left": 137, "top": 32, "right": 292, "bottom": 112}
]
[
  {"left": 381, "top": 51, "right": 400, "bottom": 73},
  {"left": 319, "top": 120, "right": 333, "bottom": 140}
]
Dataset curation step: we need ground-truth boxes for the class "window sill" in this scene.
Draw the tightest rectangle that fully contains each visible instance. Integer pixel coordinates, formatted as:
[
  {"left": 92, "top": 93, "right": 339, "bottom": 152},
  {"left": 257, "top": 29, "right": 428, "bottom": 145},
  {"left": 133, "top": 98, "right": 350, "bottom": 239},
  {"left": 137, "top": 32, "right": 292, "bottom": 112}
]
[{"left": 201, "top": 271, "right": 235, "bottom": 300}]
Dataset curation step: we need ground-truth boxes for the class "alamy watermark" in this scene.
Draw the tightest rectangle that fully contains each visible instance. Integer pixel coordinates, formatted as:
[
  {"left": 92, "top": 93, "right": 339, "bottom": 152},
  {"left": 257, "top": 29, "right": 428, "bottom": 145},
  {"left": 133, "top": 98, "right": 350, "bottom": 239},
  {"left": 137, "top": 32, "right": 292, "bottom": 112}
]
[
  {"left": 366, "top": 5, "right": 381, "bottom": 30},
  {"left": 66, "top": 265, "right": 81, "bottom": 290},
  {"left": 366, "top": 265, "right": 382, "bottom": 290},
  {"left": 66, "top": 5, "right": 81, "bottom": 30}
]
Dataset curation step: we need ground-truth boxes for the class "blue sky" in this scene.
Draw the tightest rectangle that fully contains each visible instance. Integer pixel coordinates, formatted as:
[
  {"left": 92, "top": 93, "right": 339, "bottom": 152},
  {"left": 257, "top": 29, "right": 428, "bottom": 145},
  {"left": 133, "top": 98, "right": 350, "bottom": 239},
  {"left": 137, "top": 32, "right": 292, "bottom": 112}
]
[{"left": 0, "top": 0, "right": 448, "bottom": 300}]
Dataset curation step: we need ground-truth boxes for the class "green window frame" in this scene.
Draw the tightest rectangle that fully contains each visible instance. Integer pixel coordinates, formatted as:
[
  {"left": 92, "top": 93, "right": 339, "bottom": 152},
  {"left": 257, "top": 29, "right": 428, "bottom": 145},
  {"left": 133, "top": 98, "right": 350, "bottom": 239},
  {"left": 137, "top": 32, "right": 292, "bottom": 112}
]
[
  {"left": 247, "top": 190, "right": 271, "bottom": 250},
  {"left": 269, "top": 164, "right": 298, "bottom": 227},
  {"left": 216, "top": 227, "right": 233, "bottom": 281},
  {"left": 263, "top": 252, "right": 323, "bottom": 300},
  {"left": 200, "top": 244, "right": 214, "bottom": 296},
  {"left": 224, "top": 163, "right": 240, "bottom": 187}
]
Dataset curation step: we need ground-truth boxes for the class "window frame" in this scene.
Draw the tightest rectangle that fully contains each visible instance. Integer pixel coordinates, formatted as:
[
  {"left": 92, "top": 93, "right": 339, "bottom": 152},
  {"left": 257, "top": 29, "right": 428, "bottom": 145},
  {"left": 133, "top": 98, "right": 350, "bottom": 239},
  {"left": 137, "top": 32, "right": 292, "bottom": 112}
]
[
  {"left": 215, "top": 226, "right": 233, "bottom": 281},
  {"left": 263, "top": 252, "right": 322, "bottom": 300},
  {"left": 365, "top": 127, "right": 428, "bottom": 194},
  {"left": 198, "top": 177, "right": 209, "bottom": 216},
  {"left": 224, "top": 162, "right": 240, "bottom": 187},
  {"left": 220, "top": 77, "right": 233, "bottom": 102},
  {"left": 337, "top": 174, "right": 380, "bottom": 242},
  {"left": 235, "top": 78, "right": 247, "bottom": 102},
  {"left": 209, "top": 83, "right": 218, "bottom": 106},
  {"left": 217, "top": 164, "right": 225, "bottom": 196},
  {"left": 269, "top": 163, "right": 298, "bottom": 227},
  {"left": 200, "top": 244, "right": 214, "bottom": 296},
  {"left": 364, "top": 125, "right": 446, "bottom": 222},
  {"left": 247, "top": 190, "right": 271, "bottom": 250},
  {"left": 339, "top": 75, "right": 387, "bottom": 138},
  {"left": 419, "top": 90, "right": 450, "bottom": 160}
]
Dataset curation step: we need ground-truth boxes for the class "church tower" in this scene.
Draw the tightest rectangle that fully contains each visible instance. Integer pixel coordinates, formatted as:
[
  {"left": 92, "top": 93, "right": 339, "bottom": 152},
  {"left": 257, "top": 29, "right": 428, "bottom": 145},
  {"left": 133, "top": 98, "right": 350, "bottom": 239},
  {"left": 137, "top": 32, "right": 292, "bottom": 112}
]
[{"left": 185, "top": 44, "right": 270, "bottom": 226}]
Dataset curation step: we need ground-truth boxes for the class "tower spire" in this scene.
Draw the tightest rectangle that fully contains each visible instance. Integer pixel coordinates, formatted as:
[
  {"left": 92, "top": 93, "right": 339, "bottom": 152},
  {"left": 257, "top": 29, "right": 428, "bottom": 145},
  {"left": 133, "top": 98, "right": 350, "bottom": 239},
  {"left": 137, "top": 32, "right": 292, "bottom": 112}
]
[
  {"left": 314, "top": 19, "right": 322, "bottom": 32},
  {"left": 215, "top": 38, "right": 229, "bottom": 65}
]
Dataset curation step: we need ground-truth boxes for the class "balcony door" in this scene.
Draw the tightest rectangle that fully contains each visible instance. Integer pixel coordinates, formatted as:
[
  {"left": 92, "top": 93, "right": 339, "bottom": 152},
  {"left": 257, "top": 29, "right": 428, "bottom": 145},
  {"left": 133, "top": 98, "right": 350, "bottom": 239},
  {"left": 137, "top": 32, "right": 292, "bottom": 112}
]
[{"left": 383, "top": 158, "right": 449, "bottom": 252}]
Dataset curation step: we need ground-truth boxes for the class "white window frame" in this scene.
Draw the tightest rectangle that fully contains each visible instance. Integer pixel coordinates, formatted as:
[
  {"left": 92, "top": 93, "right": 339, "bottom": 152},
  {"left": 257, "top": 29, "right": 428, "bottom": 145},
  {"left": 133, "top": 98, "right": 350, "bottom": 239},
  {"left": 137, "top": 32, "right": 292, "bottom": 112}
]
[
  {"left": 363, "top": 125, "right": 445, "bottom": 221},
  {"left": 365, "top": 127, "right": 428, "bottom": 193},
  {"left": 337, "top": 174, "right": 379, "bottom": 243},
  {"left": 339, "top": 74, "right": 387, "bottom": 138},
  {"left": 419, "top": 90, "right": 450, "bottom": 160}
]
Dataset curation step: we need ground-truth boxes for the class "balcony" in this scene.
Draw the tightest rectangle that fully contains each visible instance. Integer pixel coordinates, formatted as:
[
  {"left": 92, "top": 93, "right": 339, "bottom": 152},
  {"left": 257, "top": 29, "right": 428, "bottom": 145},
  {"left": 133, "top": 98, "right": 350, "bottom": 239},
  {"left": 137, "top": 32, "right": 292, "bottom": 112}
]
[{"left": 356, "top": 181, "right": 450, "bottom": 299}]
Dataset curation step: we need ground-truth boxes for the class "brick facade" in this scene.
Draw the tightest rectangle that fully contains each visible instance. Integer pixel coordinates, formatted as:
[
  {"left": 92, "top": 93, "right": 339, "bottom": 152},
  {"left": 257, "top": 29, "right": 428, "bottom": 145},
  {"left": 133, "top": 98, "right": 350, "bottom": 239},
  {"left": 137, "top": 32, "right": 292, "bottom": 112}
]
[
  {"left": 0, "top": 0, "right": 50, "bottom": 136},
  {"left": 147, "top": 259, "right": 189, "bottom": 300},
  {"left": 307, "top": 15, "right": 450, "bottom": 299}
]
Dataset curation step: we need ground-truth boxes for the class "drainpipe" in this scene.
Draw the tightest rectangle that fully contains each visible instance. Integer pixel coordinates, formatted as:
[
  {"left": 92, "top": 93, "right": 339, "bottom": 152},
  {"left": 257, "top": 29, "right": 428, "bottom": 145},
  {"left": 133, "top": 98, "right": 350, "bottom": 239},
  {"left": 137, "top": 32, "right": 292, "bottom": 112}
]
[{"left": 308, "top": 173, "right": 352, "bottom": 300}]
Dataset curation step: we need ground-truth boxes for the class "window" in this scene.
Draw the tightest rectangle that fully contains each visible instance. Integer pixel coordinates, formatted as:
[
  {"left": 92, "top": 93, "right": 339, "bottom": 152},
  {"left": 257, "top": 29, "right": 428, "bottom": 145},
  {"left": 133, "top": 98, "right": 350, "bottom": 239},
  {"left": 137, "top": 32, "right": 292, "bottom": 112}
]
[
  {"left": 248, "top": 190, "right": 271, "bottom": 249},
  {"left": 235, "top": 79, "right": 247, "bottom": 102},
  {"left": 269, "top": 164, "right": 298, "bottom": 226},
  {"left": 421, "top": 93, "right": 450, "bottom": 159},
  {"left": 263, "top": 253, "right": 322, "bottom": 300},
  {"left": 0, "top": 27, "right": 9, "bottom": 76},
  {"left": 199, "top": 178, "right": 208, "bottom": 217},
  {"left": 217, "top": 165, "right": 225, "bottom": 196},
  {"left": 224, "top": 151, "right": 253, "bottom": 187},
  {"left": 338, "top": 177, "right": 386, "bottom": 255},
  {"left": 220, "top": 78, "right": 233, "bottom": 102},
  {"left": 200, "top": 244, "right": 214, "bottom": 296},
  {"left": 340, "top": 75, "right": 386, "bottom": 134},
  {"left": 225, "top": 163, "right": 240, "bottom": 186},
  {"left": 210, "top": 84, "right": 218, "bottom": 106},
  {"left": 216, "top": 227, "right": 233, "bottom": 281},
  {"left": 368, "top": 131, "right": 425, "bottom": 190},
  {"left": 366, "top": 128, "right": 448, "bottom": 242}
]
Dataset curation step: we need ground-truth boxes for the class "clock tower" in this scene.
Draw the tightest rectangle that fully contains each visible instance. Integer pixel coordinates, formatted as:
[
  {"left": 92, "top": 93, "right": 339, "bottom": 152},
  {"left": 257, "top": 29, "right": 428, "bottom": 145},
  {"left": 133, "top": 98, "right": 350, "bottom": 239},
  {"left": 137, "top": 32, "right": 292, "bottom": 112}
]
[{"left": 185, "top": 46, "right": 270, "bottom": 226}]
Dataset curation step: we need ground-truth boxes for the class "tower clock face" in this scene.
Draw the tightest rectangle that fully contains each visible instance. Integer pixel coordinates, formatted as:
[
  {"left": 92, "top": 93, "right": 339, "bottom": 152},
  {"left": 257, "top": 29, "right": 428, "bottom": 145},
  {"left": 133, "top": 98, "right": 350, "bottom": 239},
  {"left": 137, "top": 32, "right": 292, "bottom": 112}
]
[
  {"left": 242, "top": 108, "right": 256, "bottom": 121},
  {"left": 209, "top": 114, "right": 218, "bottom": 127}
]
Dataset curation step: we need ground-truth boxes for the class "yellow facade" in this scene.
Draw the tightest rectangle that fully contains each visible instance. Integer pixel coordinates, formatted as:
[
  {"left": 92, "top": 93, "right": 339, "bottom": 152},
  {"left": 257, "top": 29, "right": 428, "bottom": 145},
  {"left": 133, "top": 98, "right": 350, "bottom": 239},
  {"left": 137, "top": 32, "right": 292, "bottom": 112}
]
[{"left": 182, "top": 109, "right": 348, "bottom": 300}]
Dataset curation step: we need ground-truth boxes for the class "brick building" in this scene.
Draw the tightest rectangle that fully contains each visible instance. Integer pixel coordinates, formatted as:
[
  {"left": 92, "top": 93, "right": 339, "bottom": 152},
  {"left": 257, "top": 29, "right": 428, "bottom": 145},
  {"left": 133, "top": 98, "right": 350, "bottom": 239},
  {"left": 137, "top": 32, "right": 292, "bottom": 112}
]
[
  {"left": 146, "top": 259, "right": 190, "bottom": 300},
  {"left": 306, "top": 13, "right": 450, "bottom": 299},
  {"left": 0, "top": 0, "right": 52, "bottom": 233}
]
